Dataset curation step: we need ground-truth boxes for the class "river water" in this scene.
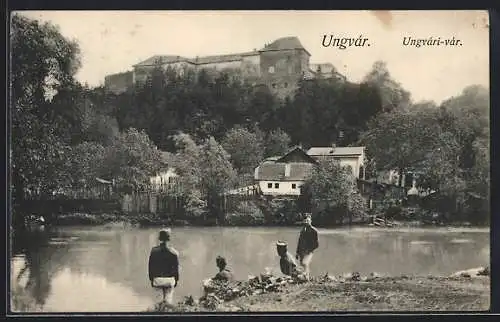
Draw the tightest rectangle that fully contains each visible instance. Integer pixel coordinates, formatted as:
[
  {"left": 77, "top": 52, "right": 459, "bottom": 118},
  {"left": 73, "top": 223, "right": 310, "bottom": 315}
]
[{"left": 9, "top": 226, "right": 490, "bottom": 312}]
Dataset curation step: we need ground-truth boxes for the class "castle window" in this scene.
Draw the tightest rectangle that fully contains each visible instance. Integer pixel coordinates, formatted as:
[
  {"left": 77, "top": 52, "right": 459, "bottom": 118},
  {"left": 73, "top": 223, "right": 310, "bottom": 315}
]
[{"left": 268, "top": 66, "right": 275, "bottom": 74}]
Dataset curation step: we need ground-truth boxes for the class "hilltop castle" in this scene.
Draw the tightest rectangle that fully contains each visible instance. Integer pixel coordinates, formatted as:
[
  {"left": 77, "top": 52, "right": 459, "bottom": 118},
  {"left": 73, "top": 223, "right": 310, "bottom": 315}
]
[{"left": 104, "top": 37, "right": 346, "bottom": 98}]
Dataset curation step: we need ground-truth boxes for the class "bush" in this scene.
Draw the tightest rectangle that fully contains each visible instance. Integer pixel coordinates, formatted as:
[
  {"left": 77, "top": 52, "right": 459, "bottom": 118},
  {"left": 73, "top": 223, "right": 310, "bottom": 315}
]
[
  {"left": 267, "top": 199, "right": 301, "bottom": 225},
  {"left": 225, "top": 201, "right": 265, "bottom": 226},
  {"left": 385, "top": 206, "right": 403, "bottom": 219}
]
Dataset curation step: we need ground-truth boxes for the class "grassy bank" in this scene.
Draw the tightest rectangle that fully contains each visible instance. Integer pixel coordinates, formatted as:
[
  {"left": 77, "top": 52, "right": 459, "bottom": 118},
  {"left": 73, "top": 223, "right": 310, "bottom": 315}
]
[
  {"left": 45, "top": 212, "right": 488, "bottom": 229},
  {"left": 147, "top": 273, "right": 490, "bottom": 312}
]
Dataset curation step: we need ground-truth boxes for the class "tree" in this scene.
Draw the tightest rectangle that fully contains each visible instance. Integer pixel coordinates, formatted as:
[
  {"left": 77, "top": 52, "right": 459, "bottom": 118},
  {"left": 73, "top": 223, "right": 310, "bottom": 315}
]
[
  {"left": 264, "top": 128, "right": 291, "bottom": 157},
  {"left": 101, "top": 128, "right": 163, "bottom": 191},
  {"left": 11, "top": 14, "right": 81, "bottom": 202},
  {"left": 170, "top": 132, "right": 203, "bottom": 195},
  {"left": 363, "top": 61, "right": 411, "bottom": 112},
  {"left": 199, "top": 137, "right": 237, "bottom": 224},
  {"left": 68, "top": 142, "right": 107, "bottom": 186},
  {"left": 222, "top": 126, "right": 264, "bottom": 177},
  {"left": 304, "top": 159, "right": 366, "bottom": 225},
  {"left": 359, "top": 107, "right": 442, "bottom": 188}
]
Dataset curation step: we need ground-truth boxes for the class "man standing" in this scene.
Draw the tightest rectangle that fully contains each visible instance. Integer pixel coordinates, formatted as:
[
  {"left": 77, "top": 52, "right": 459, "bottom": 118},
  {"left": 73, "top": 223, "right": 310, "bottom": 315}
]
[
  {"left": 148, "top": 228, "right": 179, "bottom": 305},
  {"left": 295, "top": 214, "right": 319, "bottom": 279}
]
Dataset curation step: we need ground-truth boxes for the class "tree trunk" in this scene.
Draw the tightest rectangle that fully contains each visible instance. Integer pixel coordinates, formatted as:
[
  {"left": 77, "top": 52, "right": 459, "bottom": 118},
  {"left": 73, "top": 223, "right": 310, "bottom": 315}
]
[{"left": 398, "top": 167, "right": 404, "bottom": 201}]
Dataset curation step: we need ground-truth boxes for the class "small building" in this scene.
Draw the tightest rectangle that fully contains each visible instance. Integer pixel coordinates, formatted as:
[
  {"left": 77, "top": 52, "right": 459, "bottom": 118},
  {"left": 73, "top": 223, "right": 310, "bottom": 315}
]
[
  {"left": 306, "top": 146, "right": 366, "bottom": 179},
  {"left": 149, "top": 168, "right": 178, "bottom": 192},
  {"left": 149, "top": 151, "right": 179, "bottom": 192},
  {"left": 254, "top": 146, "right": 317, "bottom": 196}
]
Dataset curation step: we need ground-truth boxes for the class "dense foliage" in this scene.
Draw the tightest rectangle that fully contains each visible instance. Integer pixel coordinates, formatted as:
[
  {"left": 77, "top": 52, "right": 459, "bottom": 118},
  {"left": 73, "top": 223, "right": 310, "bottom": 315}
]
[
  {"left": 302, "top": 160, "right": 368, "bottom": 225},
  {"left": 11, "top": 14, "right": 490, "bottom": 225}
]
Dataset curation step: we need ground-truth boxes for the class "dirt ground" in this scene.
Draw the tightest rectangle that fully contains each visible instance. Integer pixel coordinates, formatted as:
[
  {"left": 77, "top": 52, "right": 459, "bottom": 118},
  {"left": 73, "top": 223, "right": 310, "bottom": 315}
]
[{"left": 152, "top": 275, "right": 490, "bottom": 312}]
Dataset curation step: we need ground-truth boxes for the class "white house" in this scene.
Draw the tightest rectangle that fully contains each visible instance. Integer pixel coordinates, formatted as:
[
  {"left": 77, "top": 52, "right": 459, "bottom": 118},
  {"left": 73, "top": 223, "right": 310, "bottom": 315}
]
[
  {"left": 306, "top": 146, "right": 366, "bottom": 179},
  {"left": 254, "top": 146, "right": 317, "bottom": 196},
  {"left": 149, "top": 168, "right": 178, "bottom": 192}
]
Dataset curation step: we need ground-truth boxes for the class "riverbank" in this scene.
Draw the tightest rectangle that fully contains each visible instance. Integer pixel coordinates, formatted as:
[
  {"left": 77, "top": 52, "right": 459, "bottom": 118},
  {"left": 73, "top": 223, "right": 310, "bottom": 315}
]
[
  {"left": 34, "top": 212, "right": 489, "bottom": 229},
  {"left": 147, "top": 270, "right": 490, "bottom": 312}
]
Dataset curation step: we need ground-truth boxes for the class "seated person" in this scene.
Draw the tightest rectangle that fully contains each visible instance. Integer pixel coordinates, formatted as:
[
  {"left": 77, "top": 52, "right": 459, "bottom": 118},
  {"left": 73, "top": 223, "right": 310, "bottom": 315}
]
[
  {"left": 213, "top": 255, "right": 234, "bottom": 282},
  {"left": 276, "top": 241, "right": 303, "bottom": 277},
  {"left": 202, "top": 255, "right": 234, "bottom": 294}
]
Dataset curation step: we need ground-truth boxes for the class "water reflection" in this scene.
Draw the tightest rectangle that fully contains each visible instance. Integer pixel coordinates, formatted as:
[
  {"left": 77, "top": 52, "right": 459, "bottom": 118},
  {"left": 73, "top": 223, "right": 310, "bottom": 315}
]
[{"left": 10, "top": 227, "right": 490, "bottom": 312}]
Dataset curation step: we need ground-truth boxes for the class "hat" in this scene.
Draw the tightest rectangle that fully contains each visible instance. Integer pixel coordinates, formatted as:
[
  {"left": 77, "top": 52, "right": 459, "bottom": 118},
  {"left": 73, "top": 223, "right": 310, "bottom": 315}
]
[
  {"left": 276, "top": 240, "right": 287, "bottom": 247},
  {"left": 158, "top": 228, "right": 171, "bottom": 241}
]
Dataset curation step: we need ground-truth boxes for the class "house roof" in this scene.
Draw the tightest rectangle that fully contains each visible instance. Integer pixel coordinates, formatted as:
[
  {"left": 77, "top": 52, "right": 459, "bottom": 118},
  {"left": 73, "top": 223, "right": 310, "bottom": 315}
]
[
  {"left": 260, "top": 37, "right": 311, "bottom": 56},
  {"left": 275, "top": 146, "right": 318, "bottom": 164},
  {"left": 307, "top": 146, "right": 365, "bottom": 156},
  {"left": 255, "top": 162, "right": 315, "bottom": 181}
]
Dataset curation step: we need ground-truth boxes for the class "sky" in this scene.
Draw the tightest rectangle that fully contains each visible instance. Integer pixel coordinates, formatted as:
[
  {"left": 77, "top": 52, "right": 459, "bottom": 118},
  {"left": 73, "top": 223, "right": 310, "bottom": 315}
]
[{"left": 17, "top": 10, "right": 489, "bottom": 104}]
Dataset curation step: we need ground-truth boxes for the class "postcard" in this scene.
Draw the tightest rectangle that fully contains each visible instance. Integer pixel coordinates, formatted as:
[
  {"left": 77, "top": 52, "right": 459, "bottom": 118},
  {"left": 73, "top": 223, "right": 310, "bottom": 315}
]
[{"left": 9, "top": 10, "right": 490, "bottom": 314}]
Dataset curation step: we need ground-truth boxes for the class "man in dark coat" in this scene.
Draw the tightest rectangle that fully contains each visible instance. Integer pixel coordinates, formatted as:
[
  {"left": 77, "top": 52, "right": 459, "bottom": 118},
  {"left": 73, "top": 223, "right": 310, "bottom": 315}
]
[
  {"left": 148, "top": 228, "right": 179, "bottom": 304},
  {"left": 295, "top": 214, "right": 319, "bottom": 279}
]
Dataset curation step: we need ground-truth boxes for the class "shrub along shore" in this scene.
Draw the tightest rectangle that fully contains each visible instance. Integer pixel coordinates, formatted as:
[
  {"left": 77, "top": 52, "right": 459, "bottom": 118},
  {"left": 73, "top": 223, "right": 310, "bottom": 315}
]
[{"left": 38, "top": 211, "right": 488, "bottom": 228}]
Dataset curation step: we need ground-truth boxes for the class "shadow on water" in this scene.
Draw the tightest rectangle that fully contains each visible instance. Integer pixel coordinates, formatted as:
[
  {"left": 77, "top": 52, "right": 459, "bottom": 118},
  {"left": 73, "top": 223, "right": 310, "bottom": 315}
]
[{"left": 10, "top": 228, "right": 72, "bottom": 312}]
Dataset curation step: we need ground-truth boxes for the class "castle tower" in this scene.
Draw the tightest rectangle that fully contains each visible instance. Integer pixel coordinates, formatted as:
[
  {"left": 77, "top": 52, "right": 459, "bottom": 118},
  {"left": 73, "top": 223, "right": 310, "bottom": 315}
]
[{"left": 258, "top": 37, "right": 311, "bottom": 99}]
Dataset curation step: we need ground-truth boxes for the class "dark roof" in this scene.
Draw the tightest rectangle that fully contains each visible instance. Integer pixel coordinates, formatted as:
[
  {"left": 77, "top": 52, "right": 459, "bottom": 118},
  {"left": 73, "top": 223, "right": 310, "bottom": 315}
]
[
  {"left": 276, "top": 146, "right": 318, "bottom": 164},
  {"left": 133, "top": 55, "right": 194, "bottom": 67},
  {"left": 307, "top": 146, "right": 365, "bottom": 156},
  {"left": 195, "top": 51, "right": 258, "bottom": 64},
  {"left": 255, "top": 162, "right": 315, "bottom": 181},
  {"left": 134, "top": 51, "right": 259, "bottom": 67},
  {"left": 260, "top": 37, "right": 310, "bottom": 56}
]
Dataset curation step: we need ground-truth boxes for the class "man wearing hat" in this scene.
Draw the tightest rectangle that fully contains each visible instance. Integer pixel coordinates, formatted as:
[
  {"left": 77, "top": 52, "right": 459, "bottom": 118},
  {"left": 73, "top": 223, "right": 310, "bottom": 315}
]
[
  {"left": 276, "top": 240, "right": 302, "bottom": 277},
  {"left": 295, "top": 214, "right": 319, "bottom": 279},
  {"left": 148, "top": 228, "right": 180, "bottom": 304}
]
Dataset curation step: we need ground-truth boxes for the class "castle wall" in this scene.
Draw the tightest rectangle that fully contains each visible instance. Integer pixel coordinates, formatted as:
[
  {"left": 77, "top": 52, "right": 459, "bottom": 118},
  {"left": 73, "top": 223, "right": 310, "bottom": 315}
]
[
  {"left": 197, "top": 60, "right": 242, "bottom": 70},
  {"left": 105, "top": 39, "right": 341, "bottom": 97}
]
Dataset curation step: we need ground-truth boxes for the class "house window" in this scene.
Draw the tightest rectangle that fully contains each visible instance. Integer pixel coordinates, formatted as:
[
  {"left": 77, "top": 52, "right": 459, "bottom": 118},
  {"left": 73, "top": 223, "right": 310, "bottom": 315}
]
[
  {"left": 268, "top": 66, "right": 275, "bottom": 74},
  {"left": 272, "top": 83, "right": 277, "bottom": 89},
  {"left": 168, "top": 177, "right": 173, "bottom": 184},
  {"left": 268, "top": 183, "right": 273, "bottom": 189},
  {"left": 284, "top": 82, "right": 288, "bottom": 88},
  {"left": 292, "top": 183, "right": 297, "bottom": 189},
  {"left": 275, "top": 183, "right": 280, "bottom": 189}
]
